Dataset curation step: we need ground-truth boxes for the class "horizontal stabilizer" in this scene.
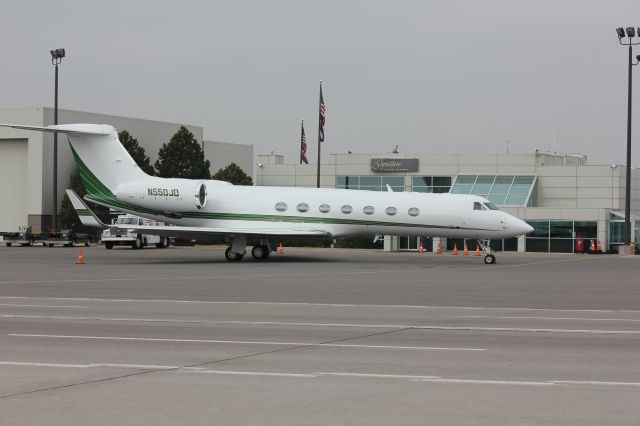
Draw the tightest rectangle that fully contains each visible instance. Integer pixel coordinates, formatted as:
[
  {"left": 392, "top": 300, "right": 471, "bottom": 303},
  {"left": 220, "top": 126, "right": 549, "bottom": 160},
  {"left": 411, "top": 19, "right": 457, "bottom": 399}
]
[{"left": 0, "top": 123, "right": 112, "bottom": 136}]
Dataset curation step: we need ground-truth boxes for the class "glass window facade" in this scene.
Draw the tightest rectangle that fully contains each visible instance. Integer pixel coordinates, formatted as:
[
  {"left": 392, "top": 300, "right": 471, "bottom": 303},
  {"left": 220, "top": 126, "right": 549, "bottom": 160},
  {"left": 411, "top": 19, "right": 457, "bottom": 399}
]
[
  {"left": 399, "top": 237, "right": 433, "bottom": 251},
  {"left": 450, "top": 175, "right": 537, "bottom": 206},
  {"left": 525, "top": 220, "right": 597, "bottom": 253},
  {"left": 411, "top": 176, "right": 451, "bottom": 193},
  {"left": 336, "top": 176, "right": 404, "bottom": 192},
  {"left": 609, "top": 211, "right": 640, "bottom": 248}
]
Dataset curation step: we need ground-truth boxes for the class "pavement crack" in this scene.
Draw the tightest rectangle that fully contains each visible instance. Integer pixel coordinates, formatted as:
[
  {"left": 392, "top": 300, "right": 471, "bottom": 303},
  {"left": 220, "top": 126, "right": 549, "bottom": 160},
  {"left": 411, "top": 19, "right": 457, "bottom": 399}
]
[{"left": 0, "top": 327, "right": 412, "bottom": 399}]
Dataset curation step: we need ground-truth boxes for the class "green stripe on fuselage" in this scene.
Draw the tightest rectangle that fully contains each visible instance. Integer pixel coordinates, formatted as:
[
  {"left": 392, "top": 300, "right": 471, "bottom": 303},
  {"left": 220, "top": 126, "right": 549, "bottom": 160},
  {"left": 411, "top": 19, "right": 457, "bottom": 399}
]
[{"left": 69, "top": 143, "right": 494, "bottom": 232}]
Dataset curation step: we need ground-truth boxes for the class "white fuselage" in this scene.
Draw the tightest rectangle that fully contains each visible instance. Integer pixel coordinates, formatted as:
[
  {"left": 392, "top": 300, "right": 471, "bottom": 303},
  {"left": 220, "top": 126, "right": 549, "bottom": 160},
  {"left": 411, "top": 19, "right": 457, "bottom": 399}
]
[{"left": 109, "top": 177, "right": 532, "bottom": 240}]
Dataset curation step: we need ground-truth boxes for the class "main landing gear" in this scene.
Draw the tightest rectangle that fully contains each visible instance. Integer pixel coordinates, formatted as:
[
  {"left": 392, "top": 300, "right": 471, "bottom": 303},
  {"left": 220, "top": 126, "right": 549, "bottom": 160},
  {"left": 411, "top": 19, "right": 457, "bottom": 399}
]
[
  {"left": 224, "top": 237, "right": 272, "bottom": 262},
  {"left": 251, "top": 244, "right": 270, "bottom": 260},
  {"left": 477, "top": 239, "right": 496, "bottom": 264},
  {"left": 225, "top": 246, "right": 245, "bottom": 261}
]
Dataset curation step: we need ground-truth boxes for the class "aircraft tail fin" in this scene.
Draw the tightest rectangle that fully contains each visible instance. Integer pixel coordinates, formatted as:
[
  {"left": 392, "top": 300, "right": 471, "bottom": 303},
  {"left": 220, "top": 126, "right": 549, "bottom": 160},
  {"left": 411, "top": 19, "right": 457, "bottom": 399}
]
[
  {"left": 65, "top": 189, "right": 108, "bottom": 228},
  {"left": 1, "top": 123, "right": 149, "bottom": 203}
]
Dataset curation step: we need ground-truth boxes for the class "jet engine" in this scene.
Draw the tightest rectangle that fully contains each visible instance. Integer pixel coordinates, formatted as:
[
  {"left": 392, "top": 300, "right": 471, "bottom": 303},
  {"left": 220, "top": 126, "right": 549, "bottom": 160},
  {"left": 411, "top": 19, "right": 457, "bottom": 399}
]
[{"left": 114, "top": 180, "right": 208, "bottom": 212}]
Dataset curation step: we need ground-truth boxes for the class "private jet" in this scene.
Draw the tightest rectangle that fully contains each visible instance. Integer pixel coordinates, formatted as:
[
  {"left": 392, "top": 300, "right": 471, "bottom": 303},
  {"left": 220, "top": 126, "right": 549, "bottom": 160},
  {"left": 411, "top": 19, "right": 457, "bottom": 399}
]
[{"left": 1, "top": 123, "right": 533, "bottom": 263}]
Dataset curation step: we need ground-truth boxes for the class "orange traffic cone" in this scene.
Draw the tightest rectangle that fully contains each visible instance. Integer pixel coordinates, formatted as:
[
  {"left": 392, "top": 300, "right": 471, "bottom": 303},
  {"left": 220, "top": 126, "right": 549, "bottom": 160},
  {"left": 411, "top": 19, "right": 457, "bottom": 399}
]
[
  {"left": 437, "top": 241, "right": 441, "bottom": 255},
  {"left": 452, "top": 244, "right": 458, "bottom": 255},
  {"left": 277, "top": 242, "right": 284, "bottom": 254},
  {"left": 590, "top": 240, "right": 596, "bottom": 252},
  {"left": 419, "top": 241, "right": 424, "bottom": 254},
  {"left": 475, "top": 245, "right": 481, "bottom": 256},
  {"left": 463, "top": 244, "right": 469, "bottom": 256},
  {"left": 75, "top": 249, "right": 85, "bottom": 265},
  {"left": 597, "top": 240, "right": 602, "bottom": 253}
]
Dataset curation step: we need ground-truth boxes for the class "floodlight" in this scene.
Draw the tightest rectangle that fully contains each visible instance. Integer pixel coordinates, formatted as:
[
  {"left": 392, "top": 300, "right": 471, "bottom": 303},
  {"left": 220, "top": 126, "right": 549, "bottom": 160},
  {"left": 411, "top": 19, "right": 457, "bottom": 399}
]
[
  {"left": 50, "top": 48, "right": 65, "bottom": 59},
  {"left": 626, "top": 27, "right": 636, "bottom": 37},
  {"left": 617, "top": 27, "right": 626, "bottom": 38}
]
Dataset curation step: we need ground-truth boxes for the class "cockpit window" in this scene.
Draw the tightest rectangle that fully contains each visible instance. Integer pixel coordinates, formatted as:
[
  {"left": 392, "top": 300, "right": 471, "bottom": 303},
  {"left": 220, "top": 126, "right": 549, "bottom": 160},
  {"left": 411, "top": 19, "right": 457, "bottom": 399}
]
[
  {"left": 473, "top": 202, "right": 484, "bottom": 211},
  {"left": 483, "top": 202, "right": 500, "bottom": 211}
]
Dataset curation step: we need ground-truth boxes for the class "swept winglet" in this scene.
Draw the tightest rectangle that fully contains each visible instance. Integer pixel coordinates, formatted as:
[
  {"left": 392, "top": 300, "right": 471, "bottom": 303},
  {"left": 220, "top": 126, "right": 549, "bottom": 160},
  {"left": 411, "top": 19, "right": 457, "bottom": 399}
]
[{"left": 65, "top": 189, "right": 107, "bottom": 228}]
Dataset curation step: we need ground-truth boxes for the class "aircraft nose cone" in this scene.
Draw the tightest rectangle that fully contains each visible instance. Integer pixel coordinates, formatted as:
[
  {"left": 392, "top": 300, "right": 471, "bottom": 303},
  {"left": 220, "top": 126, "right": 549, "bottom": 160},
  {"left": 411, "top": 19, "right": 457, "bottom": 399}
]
[
  {"left": 505, "top": 217, "right": 533, "bottom": 235},
  {"left": 516, "top": 220, "right": 534, "bottom": 235}
]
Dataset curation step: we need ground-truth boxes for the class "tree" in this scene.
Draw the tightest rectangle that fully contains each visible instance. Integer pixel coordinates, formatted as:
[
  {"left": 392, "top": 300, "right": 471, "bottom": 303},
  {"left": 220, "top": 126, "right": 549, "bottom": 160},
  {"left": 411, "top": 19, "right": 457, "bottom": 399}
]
[
  {"left": 118, "top": 130, "right": 154, "bottom": 175},
  {"left": 154, "top": 126, "right": 211, "bottom": 179},
  {"left": 59, "top": 169, "right": 86, "bottom": 229},
  {"left": 213, "top": 163, "right": 253, "bottom": 185}
]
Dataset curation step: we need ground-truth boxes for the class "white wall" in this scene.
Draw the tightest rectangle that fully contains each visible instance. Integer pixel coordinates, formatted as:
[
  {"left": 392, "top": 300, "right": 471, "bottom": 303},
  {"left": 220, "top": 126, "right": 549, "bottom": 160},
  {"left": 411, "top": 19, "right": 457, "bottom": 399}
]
[
  {"left": 204, "top": 140, "right": 254, "bottom": 178},
  {"left": 0, "top": 139, "right": 28, "bottom": 232}
]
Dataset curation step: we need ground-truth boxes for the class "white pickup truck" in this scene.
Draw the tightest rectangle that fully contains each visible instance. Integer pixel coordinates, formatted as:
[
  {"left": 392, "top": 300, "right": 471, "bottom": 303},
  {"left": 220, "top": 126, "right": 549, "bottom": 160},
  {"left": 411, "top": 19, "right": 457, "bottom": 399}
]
[{"left": 102, "top": 214, "right": 170, "bottom": 249}]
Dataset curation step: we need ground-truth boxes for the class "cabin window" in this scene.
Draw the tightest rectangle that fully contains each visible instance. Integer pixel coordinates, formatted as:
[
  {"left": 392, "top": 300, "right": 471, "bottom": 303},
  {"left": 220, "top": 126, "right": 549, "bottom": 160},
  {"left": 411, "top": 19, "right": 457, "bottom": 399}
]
[
  {"left": 297, "top": 202, "right": 310, "bottom": 213},
  {"left": 385, "top": 207, "right": 397, "bottom": 216},
  {"left": 319, "top": 204, "right": 331, "bottom": 213},
  {"left": 408, "top": 207, "right": 420, "bottom": 217},
  {"left": 275, "top": 202, "right": 287, "bottom": 212},
  {"left": 363, "top": 206, "right": 375, "bottom": 215},
  {"left": 341, "top": 205, "right": 353, "bottom": 214}
]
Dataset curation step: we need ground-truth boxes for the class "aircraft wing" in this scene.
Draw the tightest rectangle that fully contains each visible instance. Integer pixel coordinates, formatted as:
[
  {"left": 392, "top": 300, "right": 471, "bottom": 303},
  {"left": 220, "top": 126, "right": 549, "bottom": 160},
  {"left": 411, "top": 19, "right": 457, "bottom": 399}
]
[
  {"left": 65, "top": 189, "right": 108, "bottom": 228},
  {"left": 66, "top": 189, "right": 332, "bottom": 239},
  {"left": 110, "top": 225, "right": 332, "bottom": 240}
]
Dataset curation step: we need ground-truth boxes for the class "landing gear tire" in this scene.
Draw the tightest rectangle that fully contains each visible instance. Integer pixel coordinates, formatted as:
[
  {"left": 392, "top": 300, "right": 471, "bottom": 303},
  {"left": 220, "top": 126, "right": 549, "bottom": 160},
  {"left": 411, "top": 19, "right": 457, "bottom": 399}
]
[
  {"left": 251, "top": 245, "right": 270, "bottom": 260},
  {"left": 105, "top": 242, "right": 114, "bottom": 250},
  {"left": 156, "top": 237, "right": 169, "bottom": 248},
  {"left": 484, "top": 254, "right": 496, "bottom": 264},
  {"left": 225, "top": 246, "right": 244, "bottom": 262},
  {"left": 132, "top": 235, "right": 143, "bottom": 250}
]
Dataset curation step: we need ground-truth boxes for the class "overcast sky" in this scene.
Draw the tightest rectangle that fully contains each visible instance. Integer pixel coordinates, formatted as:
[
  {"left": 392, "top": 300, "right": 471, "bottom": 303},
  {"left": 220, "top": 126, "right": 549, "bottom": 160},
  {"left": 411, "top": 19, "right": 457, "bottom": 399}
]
[{"left": 3, "top": 0, "right": 640, "bottom": 166}]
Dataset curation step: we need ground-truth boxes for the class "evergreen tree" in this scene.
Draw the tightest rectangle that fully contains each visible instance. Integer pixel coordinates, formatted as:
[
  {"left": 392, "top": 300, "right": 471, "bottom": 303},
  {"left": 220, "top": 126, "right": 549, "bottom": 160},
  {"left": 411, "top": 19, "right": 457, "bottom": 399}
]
[
  {"left": 118, "top": 130, "right": 154, "bottom": 175},
  {"left": 59, "top": 170, "right": 86, "bottom": 229},
  {"left": 154, "top": 126, "right": 211, "bottom": 179},
  {"left": 213, "top": 163, "right": 253, "bottom": 185}
]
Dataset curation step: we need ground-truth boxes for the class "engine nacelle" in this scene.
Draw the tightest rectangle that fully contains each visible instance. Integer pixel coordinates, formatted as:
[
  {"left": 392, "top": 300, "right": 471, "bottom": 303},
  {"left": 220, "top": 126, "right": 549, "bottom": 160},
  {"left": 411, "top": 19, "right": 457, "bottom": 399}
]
[{"left": 115, "top": 180, "right": 208, "bottom": 212}]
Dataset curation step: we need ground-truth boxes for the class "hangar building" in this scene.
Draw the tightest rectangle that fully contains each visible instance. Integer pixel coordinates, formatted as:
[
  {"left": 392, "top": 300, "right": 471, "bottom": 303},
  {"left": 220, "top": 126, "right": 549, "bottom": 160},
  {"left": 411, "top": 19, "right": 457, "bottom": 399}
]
[
  {"left": 0, "top": 107, "right": 253, "bottom": 233},
  {"left": 255, "top": 151, "right": 640, "bottom": 253}
]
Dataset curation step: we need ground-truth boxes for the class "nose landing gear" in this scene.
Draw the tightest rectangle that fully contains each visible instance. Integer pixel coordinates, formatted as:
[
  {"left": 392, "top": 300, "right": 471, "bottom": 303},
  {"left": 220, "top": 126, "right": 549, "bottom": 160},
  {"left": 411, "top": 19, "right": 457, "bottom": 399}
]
[{"left": 477, "top": 240, "right": 496, "bottom": 264}]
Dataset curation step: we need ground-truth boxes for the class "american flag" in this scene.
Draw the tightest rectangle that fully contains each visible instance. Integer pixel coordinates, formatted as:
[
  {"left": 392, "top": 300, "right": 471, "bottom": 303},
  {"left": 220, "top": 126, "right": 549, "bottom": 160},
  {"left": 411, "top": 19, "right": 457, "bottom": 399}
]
[
  {"left": 319, "top": 85, "right": 326, "bottom": 142},
  {"left": 300, "top": 121, "right": 308, "bottom": 164}
]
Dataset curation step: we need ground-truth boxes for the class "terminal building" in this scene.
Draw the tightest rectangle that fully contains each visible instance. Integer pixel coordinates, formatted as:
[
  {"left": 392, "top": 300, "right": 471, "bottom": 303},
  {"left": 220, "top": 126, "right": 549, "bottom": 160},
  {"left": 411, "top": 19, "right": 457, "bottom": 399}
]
[
  {"left": 256, "top": 151, "right": 640, "bottom": 253},
  {"left": 0, "top": 107, "right": 253, "bottom": 233}
]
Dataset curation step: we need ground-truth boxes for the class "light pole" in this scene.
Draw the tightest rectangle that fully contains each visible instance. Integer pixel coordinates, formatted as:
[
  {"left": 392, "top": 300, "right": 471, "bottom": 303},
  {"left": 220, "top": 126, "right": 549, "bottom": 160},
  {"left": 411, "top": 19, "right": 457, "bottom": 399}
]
[
  {"left": 616, "top": 28, "right": 640, "bottom": 246},
  {"left": 50, "top": 48, "right": 65, "bottom": 232}
]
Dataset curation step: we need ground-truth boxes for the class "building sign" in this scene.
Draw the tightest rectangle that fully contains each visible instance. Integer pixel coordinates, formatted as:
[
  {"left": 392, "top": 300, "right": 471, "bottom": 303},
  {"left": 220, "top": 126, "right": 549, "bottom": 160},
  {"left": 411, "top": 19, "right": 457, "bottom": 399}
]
[{"left": 370, "top": 158, "right": 419, "bottom": 173}]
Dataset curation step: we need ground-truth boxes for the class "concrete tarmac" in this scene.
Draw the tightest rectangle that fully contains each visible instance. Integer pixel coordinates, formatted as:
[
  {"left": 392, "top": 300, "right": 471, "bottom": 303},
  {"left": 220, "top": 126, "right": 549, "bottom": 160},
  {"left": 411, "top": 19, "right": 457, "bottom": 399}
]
[{"left": 0, "top": 245, "right": 639, "bottom": 425}]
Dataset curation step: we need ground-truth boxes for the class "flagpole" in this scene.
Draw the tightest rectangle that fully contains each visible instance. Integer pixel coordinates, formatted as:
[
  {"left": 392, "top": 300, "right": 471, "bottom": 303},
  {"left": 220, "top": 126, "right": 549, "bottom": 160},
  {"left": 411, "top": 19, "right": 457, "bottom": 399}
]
[
  {"left": 316, "top": 80, "right": 322, "bottom": 188},
  {"left": 300, "top": 119, "right": 304, "bottom": 165}
]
